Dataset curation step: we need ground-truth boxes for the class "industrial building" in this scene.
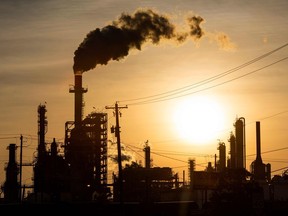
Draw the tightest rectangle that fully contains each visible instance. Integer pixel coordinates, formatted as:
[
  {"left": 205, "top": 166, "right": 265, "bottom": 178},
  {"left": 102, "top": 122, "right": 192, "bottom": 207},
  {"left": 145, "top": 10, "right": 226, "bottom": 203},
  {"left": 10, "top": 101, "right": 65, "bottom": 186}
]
[{"left": 1, "top": 71, "right": 288, "bottom": 215}]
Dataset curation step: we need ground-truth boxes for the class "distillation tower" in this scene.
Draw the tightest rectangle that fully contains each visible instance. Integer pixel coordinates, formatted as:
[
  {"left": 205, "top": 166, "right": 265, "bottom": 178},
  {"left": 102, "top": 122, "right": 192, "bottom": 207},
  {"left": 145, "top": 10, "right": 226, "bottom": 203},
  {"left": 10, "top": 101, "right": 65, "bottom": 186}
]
[{"left": 64, "top": 71, "right": 109, "bottom": 201}]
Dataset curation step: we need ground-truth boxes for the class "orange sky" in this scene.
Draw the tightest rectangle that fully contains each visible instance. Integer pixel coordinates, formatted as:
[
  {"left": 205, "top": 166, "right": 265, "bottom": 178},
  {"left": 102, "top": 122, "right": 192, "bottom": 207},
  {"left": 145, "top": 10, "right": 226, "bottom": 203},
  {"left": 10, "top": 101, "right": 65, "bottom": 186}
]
[{"left": 0, "top": 0, "right": 288, "bottom": 189}]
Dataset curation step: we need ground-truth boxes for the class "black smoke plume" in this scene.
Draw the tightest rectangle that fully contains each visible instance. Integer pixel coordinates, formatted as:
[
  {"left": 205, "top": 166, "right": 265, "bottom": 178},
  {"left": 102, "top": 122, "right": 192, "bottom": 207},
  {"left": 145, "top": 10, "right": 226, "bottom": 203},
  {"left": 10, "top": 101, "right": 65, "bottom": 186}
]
[{"left": 73, "top": 8, "right": 204, "bottom": 73}]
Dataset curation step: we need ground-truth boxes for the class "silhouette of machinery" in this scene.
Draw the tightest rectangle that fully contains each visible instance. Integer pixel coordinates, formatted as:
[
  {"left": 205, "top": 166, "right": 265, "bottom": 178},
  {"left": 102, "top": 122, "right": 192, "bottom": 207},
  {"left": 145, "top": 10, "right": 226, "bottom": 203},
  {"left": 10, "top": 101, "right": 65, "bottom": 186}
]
[{"left": 33, "top": 72, "right": 110, "bottom": 202}]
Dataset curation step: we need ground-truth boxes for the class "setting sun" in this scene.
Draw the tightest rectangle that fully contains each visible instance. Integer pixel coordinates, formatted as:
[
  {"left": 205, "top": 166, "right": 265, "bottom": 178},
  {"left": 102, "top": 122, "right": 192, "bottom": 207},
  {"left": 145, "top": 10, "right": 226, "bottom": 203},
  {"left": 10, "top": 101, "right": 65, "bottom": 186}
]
[{"left": 172, "top": 96, "right": 226, "bottom": 145}]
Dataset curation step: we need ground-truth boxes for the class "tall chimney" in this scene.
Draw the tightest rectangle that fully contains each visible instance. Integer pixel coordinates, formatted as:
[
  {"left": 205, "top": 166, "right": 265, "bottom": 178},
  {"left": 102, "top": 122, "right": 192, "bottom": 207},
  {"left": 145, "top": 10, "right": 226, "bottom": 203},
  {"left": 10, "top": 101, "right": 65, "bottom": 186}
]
[
  {"left": 251, "top": 121, "right": 266, "bottom": 181},
  {"left": 256, "top": 121, "right": 263, "bottom": 163},
  {"left": 37, "top": 104, "right": 47, "bottom": 160},
  {"left": 69, "top": 71, "right": 87, "bottom": 128},
  {"left": 4, "top": 143, "right": 19, "bottom": 202},
  {"left": 144, "top": 140, "right": 151, "bottom": 168}
]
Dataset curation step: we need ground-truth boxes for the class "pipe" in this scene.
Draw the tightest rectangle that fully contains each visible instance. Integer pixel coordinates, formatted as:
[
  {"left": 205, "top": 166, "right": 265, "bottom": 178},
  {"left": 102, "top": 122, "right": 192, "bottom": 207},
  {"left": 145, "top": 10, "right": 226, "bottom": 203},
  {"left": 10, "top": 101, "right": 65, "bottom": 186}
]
[{"left": 69, "top": 71, "right": 87, "bottom": 128}]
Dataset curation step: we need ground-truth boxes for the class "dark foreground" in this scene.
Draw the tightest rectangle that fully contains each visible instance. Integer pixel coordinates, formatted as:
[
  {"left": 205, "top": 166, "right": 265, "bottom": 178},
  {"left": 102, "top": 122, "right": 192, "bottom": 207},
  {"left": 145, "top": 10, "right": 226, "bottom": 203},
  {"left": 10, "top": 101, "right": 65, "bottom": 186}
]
[{"left": 0, "top": 200, "right": 287, "bottom": 216}]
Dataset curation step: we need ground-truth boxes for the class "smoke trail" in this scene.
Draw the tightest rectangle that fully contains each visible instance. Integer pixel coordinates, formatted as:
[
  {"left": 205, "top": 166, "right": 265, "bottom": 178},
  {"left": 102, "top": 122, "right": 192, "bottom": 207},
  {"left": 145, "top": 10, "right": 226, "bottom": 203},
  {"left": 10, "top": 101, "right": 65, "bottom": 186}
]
[
  {"left": 108, "top": 141, "right": 135, "bottom": 165},
  {"left": 73, "top": 8, "right": 204, "bottom": 73}
]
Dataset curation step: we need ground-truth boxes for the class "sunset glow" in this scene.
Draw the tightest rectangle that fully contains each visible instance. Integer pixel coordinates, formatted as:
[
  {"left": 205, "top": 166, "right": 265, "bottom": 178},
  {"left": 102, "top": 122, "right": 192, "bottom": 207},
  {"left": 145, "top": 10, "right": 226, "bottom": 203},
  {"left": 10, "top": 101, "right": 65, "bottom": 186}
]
[
  {"left": 0, "top": 1, "right": 288, "bottom": 197},
  {"left": 173, "top": 96, "right": 226, "bottom": 145}
]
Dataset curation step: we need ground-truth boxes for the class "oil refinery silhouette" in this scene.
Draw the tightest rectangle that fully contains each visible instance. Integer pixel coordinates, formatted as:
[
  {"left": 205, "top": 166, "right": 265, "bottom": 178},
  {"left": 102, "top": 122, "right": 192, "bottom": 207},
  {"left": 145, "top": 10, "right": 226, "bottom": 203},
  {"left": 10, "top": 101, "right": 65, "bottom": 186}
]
[
  {"left": 1, "top": 8, "right": 288, "bottom": 216},
  {"left": 2, "top": 79, "right": 288, "bottom": 216},
  {"left": 2, "top": 71, "right": 288, "bottom": 216}
]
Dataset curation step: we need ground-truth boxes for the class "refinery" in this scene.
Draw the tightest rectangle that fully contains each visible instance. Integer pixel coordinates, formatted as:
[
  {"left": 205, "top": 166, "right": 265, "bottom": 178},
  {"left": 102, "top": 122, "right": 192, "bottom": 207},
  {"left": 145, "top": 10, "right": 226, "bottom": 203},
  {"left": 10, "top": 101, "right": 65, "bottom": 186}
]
[
  {"left": 0, "top": 8, "right": 288, "bottom": 216},
  {"left": 0, "top": 70, "right": 288, "bottom": 216}
]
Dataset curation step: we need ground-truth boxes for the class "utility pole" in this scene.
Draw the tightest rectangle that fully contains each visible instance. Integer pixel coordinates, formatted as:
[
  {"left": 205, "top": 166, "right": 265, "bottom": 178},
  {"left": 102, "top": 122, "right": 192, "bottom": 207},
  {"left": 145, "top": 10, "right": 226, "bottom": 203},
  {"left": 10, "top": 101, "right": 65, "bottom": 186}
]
[
  {"left": 105, "top": 102, "right": 128, "bottom": 204},
  {"left": 19, "top": 134, "right": 23, "bottom": 202}
]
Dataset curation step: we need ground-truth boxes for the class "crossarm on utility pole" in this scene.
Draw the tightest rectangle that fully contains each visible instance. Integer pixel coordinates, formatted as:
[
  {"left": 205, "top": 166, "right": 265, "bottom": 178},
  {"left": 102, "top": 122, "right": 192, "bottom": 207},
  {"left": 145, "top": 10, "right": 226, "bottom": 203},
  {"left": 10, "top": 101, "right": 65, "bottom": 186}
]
[{"left": 105, "top": 102, "right": 127, "bottom": 204}]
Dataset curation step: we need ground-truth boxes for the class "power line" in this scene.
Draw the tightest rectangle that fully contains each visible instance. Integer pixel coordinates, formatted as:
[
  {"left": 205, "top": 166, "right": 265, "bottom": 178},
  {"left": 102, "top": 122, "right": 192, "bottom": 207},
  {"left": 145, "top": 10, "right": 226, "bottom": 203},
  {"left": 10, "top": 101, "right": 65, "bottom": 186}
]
[
  {"left": 118, "top": 42, "right": 288, "bottom": 105},
  {"left": 271, "top": 166, "right": 288, "bottom": 174},
  {"left": 126, "top": 56, "right": 288, "bottom": 105},
  {"left": 125, "top": 142, "right": 213, "bottom": 158},
  {"left": 259, "top": 110, "right": 288, "bottom": 121},
  {"left": 125, "top": 145, "right": 145, "bottom": 160},
  {"left": 151, "top": 151, "right": 190, "bottom": 163},
  {"left": 0, "top": 137, "right": 19, "bottom": 140},
  {"left": 246, "top": 146, "right": 288, "bottom": 157}
]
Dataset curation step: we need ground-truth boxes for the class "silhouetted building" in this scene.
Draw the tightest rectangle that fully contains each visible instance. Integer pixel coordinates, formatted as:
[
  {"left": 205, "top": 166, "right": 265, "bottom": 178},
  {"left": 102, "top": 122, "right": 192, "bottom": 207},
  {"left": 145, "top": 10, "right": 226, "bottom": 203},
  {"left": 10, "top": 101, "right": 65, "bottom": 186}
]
[
  {"left": 250, "top": 121, "right": 271, "bottom": 182},
  {"left": 113, "top": 146, "right": 178, "bottom": 203},
  {"left": 113, "top": 165, "right": 176, "bottom": 202},
  {"left": 188, "top": 159, "right": 195, "bottom": 189},
  {"left": 2, "top": 65, "right": 288, "bottom": 216},
  {"left": 227, "top": 117, "right": 246, "bottom": 169},
  {"left": 228, "top": 132, "right": 236, "bottom": 169},
  {"left": 65, "top": 112, "right": 109, "bottom": 201},
  {"left": 3, "top": 144, "right": 19, "bottom": 203},
  {"left": 144, "top": 141, "right": 151, "bottom": 169},
  {"left": 190, "top": 163, "right": 220, "bottom": 207},
  {"left": 235, "top": 117, "right": 246, "bottom": 169},
  {"left": 217, "top": 141, "right": 226, "bottom": 172},
  {"left": 32, "top": 97, "right": 109, "bottom": 202},
  {"left": 33, "top": 104, "right": 70, "bottom": 202},
  {"left": 270, "top": 170, "right": 288, "bottom": 201}
]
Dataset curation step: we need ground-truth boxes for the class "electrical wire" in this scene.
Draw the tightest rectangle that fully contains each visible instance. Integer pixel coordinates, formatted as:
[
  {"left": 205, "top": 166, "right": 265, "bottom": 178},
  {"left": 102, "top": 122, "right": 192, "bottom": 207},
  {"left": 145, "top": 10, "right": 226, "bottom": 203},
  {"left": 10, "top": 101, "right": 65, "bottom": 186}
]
[
  {"left": 271, "top": 166, "right": 288, "bottom": 174},
  {"left": 125, "top": 56, "right": 288, "bottom": 105},
  {"left": 124, "top": 142, "right": 212, "bottom": 158},
  {"left": 118, "top": 43, "right": 288, "bottom": 105},
  {"left": 246, "top": 146, "right": 288, "bottom": 157}
]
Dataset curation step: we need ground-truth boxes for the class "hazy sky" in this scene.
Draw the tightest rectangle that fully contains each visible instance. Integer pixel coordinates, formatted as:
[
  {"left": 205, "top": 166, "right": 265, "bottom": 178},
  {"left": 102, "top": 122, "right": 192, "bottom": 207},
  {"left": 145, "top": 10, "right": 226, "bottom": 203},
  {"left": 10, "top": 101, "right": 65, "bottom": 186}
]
[{"left": 0, "top": 0, "right": 288, "bottom": 188}]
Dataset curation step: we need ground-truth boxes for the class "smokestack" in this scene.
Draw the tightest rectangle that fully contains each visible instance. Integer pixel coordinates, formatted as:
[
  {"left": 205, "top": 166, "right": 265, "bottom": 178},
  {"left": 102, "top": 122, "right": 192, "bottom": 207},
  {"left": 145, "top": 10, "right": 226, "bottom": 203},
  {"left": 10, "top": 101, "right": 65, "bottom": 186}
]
[
  {"left": 251, "top": 121, "right": 266, "bottom": 181},
  {"left": 37, "top": 104, "right": 47, "bottom": 159},
  {"left": 256, "top": 121, "right": 263, "bottom": 163},
  {"left": 4, "top": 143, "right": 19, "bottom": 202},
  {"left": 144, "top": 145, "right": 151, "bottom": 169},
  {"left": 8, "top": 143, "right": 17, "bottom": 164},
  {"left": 69, "top": 71, "right": 87, "bottom": 128}
]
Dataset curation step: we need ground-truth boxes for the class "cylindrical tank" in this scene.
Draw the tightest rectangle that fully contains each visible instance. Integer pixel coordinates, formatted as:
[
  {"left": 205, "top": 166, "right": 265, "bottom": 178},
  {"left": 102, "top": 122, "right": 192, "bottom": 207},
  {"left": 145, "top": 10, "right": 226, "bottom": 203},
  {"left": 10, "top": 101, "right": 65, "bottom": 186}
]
[
  {"left": 235, "top": 117, "right": 245, "bottom": 169},
  {"left": 228, "top": 133, "right": 236, "bottom": 169},
  {"left": 218, "top": 142, "right": 226, "bottom": 172}
]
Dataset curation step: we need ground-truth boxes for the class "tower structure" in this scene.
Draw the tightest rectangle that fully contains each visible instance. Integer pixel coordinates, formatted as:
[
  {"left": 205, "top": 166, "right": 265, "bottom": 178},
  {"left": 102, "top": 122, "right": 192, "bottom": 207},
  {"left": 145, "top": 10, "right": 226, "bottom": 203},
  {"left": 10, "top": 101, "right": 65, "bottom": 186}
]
[
  {"left": 217, "top": 141, "right": 226, "bottom": 172},
  {"left": 250, "top": 121, "right": 271, "bottom": 182},
  {"left": 228, "top": 132, "right": 236, "bottom": 169},
  {"left": 82, "top": 112, "right": 108, "bottom": 188},
  {"left": 144, "top": 141, "right": 151, "bottom": 169},
  {"left": 33, "top": 104, "right": 70, "bottom": 201},
  {"left": 37, "top": 104, "right": 47, "bottom": 161},
  {"left": 188, "top": 159, "right": 195, "bottom": 189},
  {"left": 65, "top": 71, "right": 109, "bottom": 201},
  {"left": 33, "top": 104, "right": 48, "bottom": 197},
  {"left": 234, "top": 117, "right": 246, "bottom": 169},
  {"left": 69, "top": 71, "right": 88, "bottom": 128},
  {"left": 3, "top": 144, "right": 19, "bottom": 202}
]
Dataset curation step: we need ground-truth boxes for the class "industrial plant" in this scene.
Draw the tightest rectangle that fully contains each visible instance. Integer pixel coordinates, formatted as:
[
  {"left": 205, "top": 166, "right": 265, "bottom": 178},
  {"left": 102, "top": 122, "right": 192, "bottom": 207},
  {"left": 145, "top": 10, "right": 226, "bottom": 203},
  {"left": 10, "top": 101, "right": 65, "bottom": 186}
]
[{"left": 1, "top": 69, "right": 288, "bottom": 216}]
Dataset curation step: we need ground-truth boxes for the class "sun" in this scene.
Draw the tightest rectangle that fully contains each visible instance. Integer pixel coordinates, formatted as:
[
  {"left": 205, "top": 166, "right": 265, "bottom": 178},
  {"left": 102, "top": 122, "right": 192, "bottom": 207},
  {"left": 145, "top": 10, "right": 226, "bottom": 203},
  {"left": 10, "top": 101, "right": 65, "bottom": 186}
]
[{"left": 172, "top": 96, "right": 226, "bottom": 145}]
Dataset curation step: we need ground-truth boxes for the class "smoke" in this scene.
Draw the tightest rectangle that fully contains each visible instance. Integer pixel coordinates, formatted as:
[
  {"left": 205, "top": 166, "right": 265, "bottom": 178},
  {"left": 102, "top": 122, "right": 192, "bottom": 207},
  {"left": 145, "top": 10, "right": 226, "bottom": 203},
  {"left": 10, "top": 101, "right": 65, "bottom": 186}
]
[
  {"left": 73, "top": 8, "right": 204, "bottom": 73},
  {"left": 208, "top": 31, "right": 237, "bottom": 51},
  {"left": 108, "top": 140, "right": 135, "bottom": 165}
]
